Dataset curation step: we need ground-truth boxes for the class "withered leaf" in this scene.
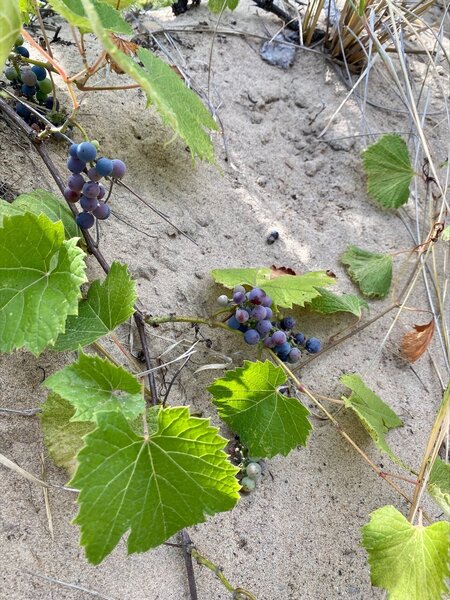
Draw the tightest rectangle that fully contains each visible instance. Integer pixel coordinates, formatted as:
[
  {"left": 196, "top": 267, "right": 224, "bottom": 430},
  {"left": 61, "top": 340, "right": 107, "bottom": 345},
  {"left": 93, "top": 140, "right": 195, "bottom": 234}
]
[
  {"left": 401, "top": 320, "right": 435, "bottom": 362},
  {"left": 270, "top": 265, "right": 297, "bottom": 278}
]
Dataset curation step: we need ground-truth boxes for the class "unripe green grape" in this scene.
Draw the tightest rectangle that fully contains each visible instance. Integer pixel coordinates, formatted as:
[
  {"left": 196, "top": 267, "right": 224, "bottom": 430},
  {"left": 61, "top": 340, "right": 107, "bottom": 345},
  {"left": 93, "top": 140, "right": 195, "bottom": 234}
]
[
  {"left": 4, "top": 66, "right": 18, "bottom": 81},
  {"left": 38, "top": 78, "right": 52, "bottom": 94},
  {"left": 14, "top": 34, "right": 24, "bottom": 47},
  {"left": 246, "top": 462, "right": 262, "bottom": 480},
  {"left": 35, "top": 89, "right": 48, "bottom": 103},
  {"left": 247, "top": 456, "right": 262, "bottom": 463},
  {"left": 240, "top": 477, "right": 256, "bottom": 492},
  {"left": 91, "top": 139, "right": 100, "bottom": 150}
]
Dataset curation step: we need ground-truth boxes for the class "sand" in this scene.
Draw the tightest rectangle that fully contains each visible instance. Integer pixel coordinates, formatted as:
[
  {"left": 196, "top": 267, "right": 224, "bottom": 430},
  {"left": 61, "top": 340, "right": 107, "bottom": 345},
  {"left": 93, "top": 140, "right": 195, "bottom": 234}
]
[{"left": 0, "top": 3, "right": 448, "bottom": 599}]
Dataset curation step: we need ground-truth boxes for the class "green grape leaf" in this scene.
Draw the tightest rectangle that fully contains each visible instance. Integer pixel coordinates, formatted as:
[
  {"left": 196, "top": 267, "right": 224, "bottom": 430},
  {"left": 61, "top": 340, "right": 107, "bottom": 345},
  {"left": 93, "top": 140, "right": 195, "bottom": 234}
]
[
  {"left": 70, "top": 407, "right": 240, "bottom": 564},
  {"left": 53, "top": 262, "right": 136, "bottom": 351},
  {"left": 442, "top": 226, "right": 450, "bottom": 242},
  {"left": 80, "top": 0, "right": 217, "bottom": 162},
  {"left": 0, "top": 0, "right": 21, "bottom": 72},
  {"left": 44, "top": 351, "right": 145, "bottom": 422},
  {"left": 428, "top": 458, "right": 450, "bottom": 517},
  {"left": 0, "top": 190, "right": 80, "bottom": 239},
  {"left": 308, "top": 287, "right": 369, "bottom": 317},
  {"left": 341, "top": 374, "right": 403, "bottom": 462},
  {"left": 209, "top": 0, "right": 239, "bottom": 12},
  {"left": 211, "top": 267, "right": 335, "bottom": 308},
  {"left": 18, "top": 0, "right": 35, "bottom": 23},
  {"left": 362, "top": 505, "right": 450, "bottom": 600},
  {"left": 341, "top": 246, "right": 392, "bottom": 298},
  {"left": 48, "top": 0, "right": 132, "bottom": 34},
  {"left": 40, "top": 393, "right": 94, "bottom": 474},
  {"left": 208, "top": 360, "right": 311, "bottom": 458},
  {"left": 0, "top": 213, "right": 86, "bottom": 355},
  {"left": 363, "top": 134, "right": 415, "bottom": 208}
]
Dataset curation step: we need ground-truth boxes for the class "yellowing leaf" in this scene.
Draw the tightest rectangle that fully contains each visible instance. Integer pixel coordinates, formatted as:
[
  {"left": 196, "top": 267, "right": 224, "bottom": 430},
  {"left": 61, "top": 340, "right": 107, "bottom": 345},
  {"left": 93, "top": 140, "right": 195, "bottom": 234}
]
[{"left": 401, "top": 320, "right": 435, "bottom": 362}]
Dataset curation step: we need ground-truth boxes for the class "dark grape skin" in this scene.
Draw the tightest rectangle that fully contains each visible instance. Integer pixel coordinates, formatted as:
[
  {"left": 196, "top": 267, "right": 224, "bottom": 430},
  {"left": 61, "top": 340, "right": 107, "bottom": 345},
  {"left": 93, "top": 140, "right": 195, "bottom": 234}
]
[
  {"left": 111, "top": 159, "right": 126, "bottom": 179},
  {"left": 63, "top": 187, "right": 80, "bottom": 203},
  {"left": 251, "top": 305, "right": 267, "bottom": 321},
  {"left": 77, "top": 142, "right": 97, "bottom": 163},
  {"left": 261, "top": 295, "right": 273, "bottom": 307},
  {"left": 15, "top": 102, "right": 31, "bottom": 120},
  {"left": 236, "top": 309, "right": 249, "bottom": 324},
  {"left": 233, "top": 291, "right": 245, "bottom": 304},
  {"left": 275, "top": 341, "right": 291, "bottom": 356},
  {"left": 76, "top": 212, "right": 95, "bottom": 229},
  {"left": 69, "top": 143, "right": 79, "bottom": 158},
  {"left": 280, "top": 316, "right": 296, "bottom": 331},
  {"left": 82, "top": 181, "right": 100, "bottom": 199},
  {"left": 21, "top": 84, "right": 36, "bottom": 97},
  {"left": 305, "top": 337, "right": 321, "bottom": 354},
  {"left": 67, "top": 174, "right": 85, "bottom": 192},
  {"left": 87, "top": 167, "right": 102, "bottom": 182},
  {"left": 248, "top": 288, "right": 265, "bottom": 305},
  {"left": 228, "top": 316, "right": 241, "bottom": 330},
  {"left": 288, "top": 348, "right": 301, "bottom": 363},
  {"left": 67, "top": 156, "right": 86, "bottom": 174},
  {"left": 15, "top": 46, "right": 30, "bottom": 58},
  {"left": 272, "top": 330, "right": 287, "bottom": 346},
  {"left": 45, "top": 97, "right": 59, "bottom": 110},
  {"left": 294, "top": 333, "right": 306, "bottom": 345},
  {"left": 256, "top": 319, "right": 272, "bottom": 336},
  {"left": 93, "top": 202, "right": 110, "bottom": 220},
  {"left": 244, "top": 329, "right": 260, "bottom": 345},
  {"left": 95, "top": 157, "right": 113, "bottom": 177},
  {"left": 97, "top": 184, "right": 106, "bottom": 200},
  {"left": 31, "top": 65, "right": 47, "bottom": 81},
  {"left": 21, "top": 69, "right": 37, "bottom": 86},
  {"left": 80, "top": 195, "right": 99, "bottom": 212}
]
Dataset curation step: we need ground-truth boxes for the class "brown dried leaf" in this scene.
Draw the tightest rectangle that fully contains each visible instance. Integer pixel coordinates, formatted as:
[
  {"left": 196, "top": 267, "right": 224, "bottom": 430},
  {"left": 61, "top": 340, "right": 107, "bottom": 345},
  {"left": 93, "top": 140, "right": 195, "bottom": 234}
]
[
  {"left": 400, "top": 320, "right": 435, "bottom": 362},
  {"left": 106, "top": 35, "right": 138, "bottom": 74},
  {"left": 270, "top": 265, "right": 297, "bottom": 278}
]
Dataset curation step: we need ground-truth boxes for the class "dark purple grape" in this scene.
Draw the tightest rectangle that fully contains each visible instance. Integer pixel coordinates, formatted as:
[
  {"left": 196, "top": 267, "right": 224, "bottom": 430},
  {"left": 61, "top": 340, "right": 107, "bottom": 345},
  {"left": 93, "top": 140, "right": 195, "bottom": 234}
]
[
  {"left": 265, "top": 307, "right": 273, "bottom": 319},
  {"left": 80, "top": 196, "right": 98, "bottom": 212},
  {"left": 15, "top": 46, "right": 30, "bottom": 58},
  {"left": 228, "top": 316, "right": 240, "bottom": 330},
  {"left": 15, "top": 102, "right": 30, "bottom": 120},
  {"left": 76, "top": 212, "right": 95, "bottom": 229},
  {"left": 233, "top": 291, "right": 245, "bottom": 304},
  {"left": 305, "top": 337, "right": 321, "bottom": 354},
  {"left": 238, "top": 324, "right": 249, "bottom": 333},
  {"left": 82, "top": 181, "right": 100, "bottom": 199},
  {"left": 263, "top": 336, "right": 275, "bottom": 348},
  {"left": 68, "top": 143, "right": 79, "bottom": 158},
  {"left": 95, "top": 157, "right": 113, "bottom": 177},
  {"left": 288, "top": 348, "right": 301, "bottom": 363},
  {"left": 275, "top": 341, "right": 291, "bottom": 355},
  {"left": 77, "top": 142, "right": 97, "bottom": 163},
  {"left": 244, "top": 329, "right": 260, "bottom": 345},
  {"left": 64, "top": 188, "right": 80, "bottom": 203},
  {"left": 272, "top": 330, "right": 287, "bottom": 346},
  {"left": 21, "top": 84, "right": 36, "bottom": 97},
  {"left": 87, "top": 166, "right": 102, "bottom": 182},
  {"left": 45, "top": 97, "right": 59, "bottom": 110},
  {"left": 294, "top": 333, "right": 305, "bottom": 345},
  {"left": 31, "top": 65, "right": 47, "bottom": 81},
  {"left": 248, "top": 288, "right": 266, "bottom": 305},
  {"left": 97, "top": 184, "right": 106, "bottom": 200},
  {"left": 261, "top": 295, "right": 273, "bottom": 307},
  {"left": 67, "top": 174, "right": 84, "bottom": 192},
  {"left": 280, "top": 316, "right": 296, "bottom": 331},
  {"left": 278, "top": 352, "right": 290, "bottom": 362},
  {"left": 67, "top": 156, "right": 86, "bottom": 174},
  {"left": 21, "top": 69, "right": 37, "bottom": 86},
  {"left": 93, "top": 202, "right": 110, "bottom": 220},
  {"left": 111, "top": 159, "right": 126, "bottom": 179},
  {"left": 256, "top": 319, "right": 272, "bottom": 336},
  {"left": 236, "top": 309, "right": 249, "bottom": 324},
  {"left": 233, "top": 285, "right": 246, "bottom": 294},
  {"left": 251, "top": 306, "right": 267, "bottom": 321}
]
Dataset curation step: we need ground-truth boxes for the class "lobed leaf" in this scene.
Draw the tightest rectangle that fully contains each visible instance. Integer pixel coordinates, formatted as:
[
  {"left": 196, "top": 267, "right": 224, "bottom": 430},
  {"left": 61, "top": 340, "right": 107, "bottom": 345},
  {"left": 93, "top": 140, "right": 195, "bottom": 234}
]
[
  {"left": 209, "top": 360, "right": 311, "bottom": 457},
  {"left": 308, "top": 287, "right": 369, "bottom": 317},
  {"left": 0, "top": 190, "right": 80, "bottom": 239},
  {"left": 211, "top": 267, "right": 335, "bottom": 308},
  {"left": 209, "top": 0, "right": 239, "bottom": 11},
  {"left": 428, "top": 458, "right": 450, "bottom": 517},
  {"left": 40, "top": 393, "right": 94, "bottom": 474},
  {"left": 80, "top": 0, "right": 217, "bottom": 161},
  {"left": 362, "top": 505, "right": 450, "bottom": 600},
  {"left": 44, "top": 350, "right": 145, "bottom": 422},
  {"left": 341, "top": 245, "right": 392, "bottom": 298},
  {"left": 363, "top": 134, "right": 415, "bottom": 208},
  {"left": 70, "top": 407, "right": 240, "bottom": 564},
  {"left": 0, "top": 0, "right": 21, "bottom": 73},
  {"left": 0, "top": 213, "right": 86, "bottom": 355},
  {"left": 48, "top": 0, "right": 132, "bottom": 34},
  {"left": 341, "top": 374, "right": 403, "bottom": 463},
  {"left": 53, "top": 262, "right": 136, "bottom": 351}
]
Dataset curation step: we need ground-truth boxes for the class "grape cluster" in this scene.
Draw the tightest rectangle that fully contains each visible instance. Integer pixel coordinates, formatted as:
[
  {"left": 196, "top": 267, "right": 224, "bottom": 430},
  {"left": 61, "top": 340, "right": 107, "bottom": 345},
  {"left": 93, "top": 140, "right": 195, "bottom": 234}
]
[
  {"left": 3, "top": 36, "right": 59, "bottom": 124},
  {"left": 219, "top": 285, "right": 321, "bottom": 363},
  {"left": 240, "top": 458, "right": 264, "bottom": 493},
  {"left": 64, "top": 141, "right": 126, "bottom": 229}
]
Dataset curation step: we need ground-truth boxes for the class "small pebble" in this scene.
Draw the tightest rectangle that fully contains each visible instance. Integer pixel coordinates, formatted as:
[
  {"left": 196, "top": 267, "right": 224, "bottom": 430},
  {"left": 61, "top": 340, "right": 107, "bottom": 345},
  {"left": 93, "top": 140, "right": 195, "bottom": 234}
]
[{"left": 267, "top": 230, "right": 279, "bottom": 244}]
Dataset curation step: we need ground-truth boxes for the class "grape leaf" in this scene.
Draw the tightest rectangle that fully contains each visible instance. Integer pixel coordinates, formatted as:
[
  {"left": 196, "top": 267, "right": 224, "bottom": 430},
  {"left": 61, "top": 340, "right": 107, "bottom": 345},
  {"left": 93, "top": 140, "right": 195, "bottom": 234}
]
[
  {"left": 40, "top": 393, "right": 94, "bottom": 474},
  {"left": 362, "top": 505, "right": 450, "bottom": 600},
  {"left": 53, "top": 262, "right": 136, "bottom": 351},
  {"left": 0, "top": 190, "right": 80, "bottom": 239},
  {"left": 442, "top": 226, "right": 450, "bottom": 242},
  {"left": 363, "top": 134, "right": 415, "bottom": 208},
  {"left": 48, "top": 0, "right": 132, "bottom": 34},
  {"left": 428, "top": 458, "right": 450, "bottom": 517},
  {"left": 18, "top": 0, "right": 36, "bottom": 22},
  {"left": 0, "top": 0, "right": 21, "bottom": 72},
  {"left": 209, "top": 0, "right": 239, "bottom": 12},
  {"left": 208, "top": 360, "right": 311, "bottom": 457},
  {"left": 80, "top": 0, "right": 217, "bottom": 162},
  {"left": 308, "top": 287, "right": 369, "bottom": 317},
  {"left": 211, "top": 267, "right": 335, "bottom": 308},
  {"left": 341, "top": 374, "right": 403, "bottom": 463},
  {"left": 44, "top": 351, "right": 145, "bottom": 422},
  {"left": 70, "top": 407, "right": 240, "bottom": 564},
  {"left": 341, "top": 246, "right": 392, "bottom": 298},
  {"left": 0, "top": 213, "right": 86, "bottom": 355}
]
